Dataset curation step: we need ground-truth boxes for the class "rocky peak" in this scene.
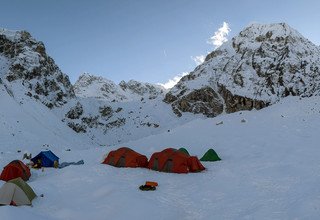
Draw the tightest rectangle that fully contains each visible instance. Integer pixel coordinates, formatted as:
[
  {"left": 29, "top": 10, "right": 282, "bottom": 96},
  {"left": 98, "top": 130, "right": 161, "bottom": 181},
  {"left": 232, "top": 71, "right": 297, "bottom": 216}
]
[
  {"left": 0, "top": 28, "right": 74, "bottom": 108},
  {"left": 74, "top": 73, "right": 166, "bottom": 101},
  {"left": 119, "top": 79, "right": 165, "bottom": 99},
  {"left": 165, "top": 23, "right": 320, "bottom": 117},
  {"left": 74, "top": 73, "right": 127, "bottom": 101}
]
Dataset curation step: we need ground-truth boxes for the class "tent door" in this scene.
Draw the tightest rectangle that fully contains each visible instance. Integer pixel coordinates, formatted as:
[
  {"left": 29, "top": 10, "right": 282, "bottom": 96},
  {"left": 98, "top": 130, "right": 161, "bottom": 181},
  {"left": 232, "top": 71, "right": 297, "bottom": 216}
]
[
  {"left": 117, "top": 156, "right": 126, "bottom": 167},
  {"left": 163, "top": 159, "right": 173, "bottom": 172}
]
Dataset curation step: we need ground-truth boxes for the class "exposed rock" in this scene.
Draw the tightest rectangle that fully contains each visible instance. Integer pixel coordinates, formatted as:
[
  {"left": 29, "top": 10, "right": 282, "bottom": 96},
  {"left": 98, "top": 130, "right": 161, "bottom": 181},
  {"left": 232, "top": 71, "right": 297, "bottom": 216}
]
[
  {"left": 163, "top": 93, "right": 177, "bottom": 103},
  {"left": 81, "top": 116, "right": 100, "bottom": 128},
  {"left": 140, "top": 122, "right": 160, "bottom": 128},
  {"left": 65, "top": 102, "right": 83, "bottom": 119},
  {"left": 105, "top": 118, "right": 126, "bottom": 130},
  {"left": 67, "top": 122, "right": 87, "bottom": 133},
  {"left": 218, "top": 84, "right": 269, "bottom": 113},
  {"left": 99, "top": 106, "right": 113, "bottom": 117},
  {"left": 168, "top": 87, "right": 224, "bottom": 117},
  {"left": 115, "top": 107, "right": 123, "bottom": 113}
]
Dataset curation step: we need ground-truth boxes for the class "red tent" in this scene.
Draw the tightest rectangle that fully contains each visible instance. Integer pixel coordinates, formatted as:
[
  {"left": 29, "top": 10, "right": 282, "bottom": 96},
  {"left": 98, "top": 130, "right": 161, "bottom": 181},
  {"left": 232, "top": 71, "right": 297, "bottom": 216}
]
[
  {"left": 0, "top": 160, "right": 31, "bottom": 182},
  {"left": 102, "top": 147, "right": 148, "bottom": 168},
  {"left": 148, "top": 148, "right": 205, "bottom": 173}
]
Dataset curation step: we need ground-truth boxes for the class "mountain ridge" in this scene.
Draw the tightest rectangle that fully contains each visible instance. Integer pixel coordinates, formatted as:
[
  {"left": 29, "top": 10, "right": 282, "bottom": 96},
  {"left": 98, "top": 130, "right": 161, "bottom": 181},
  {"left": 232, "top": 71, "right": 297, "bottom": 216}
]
[
  {"left": 73, "top": 72, "right": 166, "bottom": 102},
  {"left": 0, "top": 22, "right": 319, "bottom": 144},
  {"left": 164, "top": 22, "right": 320, "bottom": 117}
]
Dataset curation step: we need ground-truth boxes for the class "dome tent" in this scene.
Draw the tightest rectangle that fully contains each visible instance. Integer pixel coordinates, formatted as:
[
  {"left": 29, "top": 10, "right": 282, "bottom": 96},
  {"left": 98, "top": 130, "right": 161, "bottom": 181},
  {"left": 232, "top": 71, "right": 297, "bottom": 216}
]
[
  {"left": 31, "top": 150, "right": 59, "bottom": 168},
  {"left": 148, "top": 148, "right": 205, "bottom": 173},
  {"left": 102, "top": 147, "right": 148, "bottom": 168},
  {"left": 178, "top": 147, "right": 190, "bottom": 156},
  {"left": 0, "top": 160, "right": 31, "bottom": 182},
  {"left": 200, "top": 149, "right": 221, "bottom": 162},
  {"left": 0, "top": 177, "right": 36, "bottom": 206}
]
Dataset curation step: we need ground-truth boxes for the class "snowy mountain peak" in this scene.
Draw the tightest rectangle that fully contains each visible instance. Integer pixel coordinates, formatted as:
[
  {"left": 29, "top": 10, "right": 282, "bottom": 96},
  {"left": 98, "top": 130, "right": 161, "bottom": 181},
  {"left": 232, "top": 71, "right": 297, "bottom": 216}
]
[
  {"left": 119, "top": 79, "right": 166, "bottom": 97},
  {"left": 240, "top": 23, "right": 304, "bottom": 39},
  {"left": 73, "top": 73, "right": 125, "bottom": 101},
  {"left": 74, "top": 73, "right": 166, "bottom": 101},
  {"left": 0, "top": 28, "right": 74, "bottom": 108},
  {"left": 0, "top": 28, "right": 34, "bottom": 43},
  {"left": 165, "top": 22, "right": 320, "bottom": 117}
]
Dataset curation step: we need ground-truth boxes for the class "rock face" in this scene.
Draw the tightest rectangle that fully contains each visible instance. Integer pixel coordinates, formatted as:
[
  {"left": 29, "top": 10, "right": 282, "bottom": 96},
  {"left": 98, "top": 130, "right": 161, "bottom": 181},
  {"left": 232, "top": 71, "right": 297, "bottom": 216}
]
[
  {"left": 165, "top": 87, "right": 224, "bottom": 117},
  {"left": 0, "top": 29, "right": 74, "bottom": 108},
  {"left": 165, "top": 23, "right": 320, "bottom": 117},
  {"left": 74, "top": 73, "right": 166, "bottom": 102}
]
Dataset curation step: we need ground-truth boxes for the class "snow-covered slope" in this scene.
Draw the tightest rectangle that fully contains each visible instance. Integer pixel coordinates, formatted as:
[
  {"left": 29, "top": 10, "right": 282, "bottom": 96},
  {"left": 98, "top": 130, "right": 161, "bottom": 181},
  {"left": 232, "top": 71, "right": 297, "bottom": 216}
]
[
  {"left": 63, "top": 73, "right": 180, "bottom": 145},
  {"left": 0, "top": 83, "right": 92, "bottom": 152},
  {"left": 59, "top": 94, "right": 196, "bottom": 145},
  {"left": 165, "top": 23, "right": 320, "bottom": 117},
  {"left": 1, "top": 96, "right": 320, "bottom": 220},
  {"left": 74, "top": 73, "right": 166, "bottom": 102}
]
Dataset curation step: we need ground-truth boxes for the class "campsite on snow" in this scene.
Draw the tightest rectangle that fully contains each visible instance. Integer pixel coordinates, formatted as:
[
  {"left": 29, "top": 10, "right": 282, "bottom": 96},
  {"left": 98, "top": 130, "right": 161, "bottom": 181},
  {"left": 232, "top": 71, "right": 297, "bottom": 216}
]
[{"left": 1, "top": 2, "right": 320, "bottom": 219}]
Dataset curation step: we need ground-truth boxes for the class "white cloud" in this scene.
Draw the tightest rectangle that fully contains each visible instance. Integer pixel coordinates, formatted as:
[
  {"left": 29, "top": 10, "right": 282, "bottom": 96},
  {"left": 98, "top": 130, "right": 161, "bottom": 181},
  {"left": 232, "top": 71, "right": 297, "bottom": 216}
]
[
  {"left": 158, "top": 72, "right": 189, "bottom": 89},
  {"left": 191, "top": 22, "right": 231, "bottom": 66},
  {"left": 207, "top": 22, "right": 231, "bottom": 49},
  {"left": 191, "top": 55, "right": 206, "bottom": 65}
]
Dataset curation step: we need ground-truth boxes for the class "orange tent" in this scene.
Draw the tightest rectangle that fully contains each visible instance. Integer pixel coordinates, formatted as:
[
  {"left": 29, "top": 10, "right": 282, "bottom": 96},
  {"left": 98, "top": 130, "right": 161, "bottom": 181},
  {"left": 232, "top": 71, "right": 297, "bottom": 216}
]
[
  {"left": 0, "top": 160, "right": 31, "bottom": 182},
  {"left": 102, "top": 147, "right": 148, "bottom": 168},
  {"left": 148, "top": 148, "right": 205, "bottom": 173}
]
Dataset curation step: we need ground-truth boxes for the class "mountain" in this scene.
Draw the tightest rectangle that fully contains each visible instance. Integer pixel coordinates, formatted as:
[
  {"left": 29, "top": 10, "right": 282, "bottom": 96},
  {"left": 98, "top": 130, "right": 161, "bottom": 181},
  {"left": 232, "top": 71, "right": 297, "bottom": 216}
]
[
  {"left": 1, "top": 23, "right": 320, "bottom": 145},
  {"left": 0, "top": 29, "right": 179, "bottom": 146},
  {"left": 74, "top": 73, "right": 166, "bottom": 102},
  {"left": 60, "top": 73, "right": 179, "bottom": 145},
  {"left": 0, "top": 29, "right": 74, "bottom": 109},
  {"left": 164, "top": 23, "right": 320, "bottom": 117}
]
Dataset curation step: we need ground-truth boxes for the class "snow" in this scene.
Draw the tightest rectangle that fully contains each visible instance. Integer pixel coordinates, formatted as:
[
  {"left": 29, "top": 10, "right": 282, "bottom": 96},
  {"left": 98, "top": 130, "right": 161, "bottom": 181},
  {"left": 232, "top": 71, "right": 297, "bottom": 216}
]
[
  {"left": 74, "top": 73, "right": 166, "bottom": 102},
  {"left": 0, "top": 28, "right": 21, "bottom": 42},
  {"left": 1, "top": 96, "right": 320, "bottom": 219},
  {"left": 56, "top": 95, "right": 196, "bottom": 145},
  {"left": 0, "top": 83, "right": 92, "bottom": 151}
]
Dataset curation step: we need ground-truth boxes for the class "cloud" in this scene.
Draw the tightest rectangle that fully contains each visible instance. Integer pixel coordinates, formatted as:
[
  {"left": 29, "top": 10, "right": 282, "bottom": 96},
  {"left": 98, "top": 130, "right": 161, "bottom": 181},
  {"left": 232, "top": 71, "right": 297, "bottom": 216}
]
[
  {"left": 163, "top": 49, "right": 167, "bottom": 57},
  {"left": 207, "top": 22, "right": 231, "bottom": 49},
  {"left": 191, "top": 22, "right": 231, "bottom": 66},
  {"left": 158, "top": 72, "right": 189, "bottom": 89},
  {"left": 191, "top": 55, "right": 206, "bottom": 65}
]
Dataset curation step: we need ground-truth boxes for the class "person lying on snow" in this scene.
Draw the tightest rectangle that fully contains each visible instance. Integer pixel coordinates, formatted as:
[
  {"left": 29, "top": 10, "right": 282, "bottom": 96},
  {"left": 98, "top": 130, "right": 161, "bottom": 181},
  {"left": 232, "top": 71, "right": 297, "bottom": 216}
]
[{"left": 32, "top": 159, "right": 42, "bottom": 169}]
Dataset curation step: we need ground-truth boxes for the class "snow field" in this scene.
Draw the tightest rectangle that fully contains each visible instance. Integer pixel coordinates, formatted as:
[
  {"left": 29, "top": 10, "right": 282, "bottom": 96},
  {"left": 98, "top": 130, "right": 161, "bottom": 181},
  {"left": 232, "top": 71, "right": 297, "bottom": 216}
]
[{"left": 1, "top": 96, "right": 320, "bottom": 219}]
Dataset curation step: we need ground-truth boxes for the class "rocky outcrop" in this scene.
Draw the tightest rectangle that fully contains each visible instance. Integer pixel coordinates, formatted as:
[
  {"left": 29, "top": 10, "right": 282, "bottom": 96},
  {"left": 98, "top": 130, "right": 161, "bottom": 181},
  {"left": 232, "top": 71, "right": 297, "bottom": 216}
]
[
  {"left": 67, "top": 122, "right": 87, "bottom": 133},
  {"left": 165, "top": 23, "right": 320, "bottom": 117},
  {"left": 0, "top": 29, "right": 74, "bottom": 108},
  {"left": 119, "top": 80, "right": 165, "bottom": 100},
  {"left": 217, "top": 84, "right": 269, "bottom": 113},
  {"left": 165, "top": 87, "right": 224, "bottom": 117},
  {"left": 65, "top": 102, "right": 83, "bottom": 119}
]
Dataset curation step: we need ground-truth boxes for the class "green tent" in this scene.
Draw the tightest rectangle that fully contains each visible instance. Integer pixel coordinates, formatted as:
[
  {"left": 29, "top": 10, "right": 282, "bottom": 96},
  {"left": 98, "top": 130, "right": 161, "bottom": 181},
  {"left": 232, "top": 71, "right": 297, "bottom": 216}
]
[
  {"left": 178, "top": 147, "right": 190, "bottom": 156},
  {"left": 200, "top": 149, "right": 221, "bottom": 162},
  {"left": 0, "top": 177, "right": 36, "bottom": 206}
]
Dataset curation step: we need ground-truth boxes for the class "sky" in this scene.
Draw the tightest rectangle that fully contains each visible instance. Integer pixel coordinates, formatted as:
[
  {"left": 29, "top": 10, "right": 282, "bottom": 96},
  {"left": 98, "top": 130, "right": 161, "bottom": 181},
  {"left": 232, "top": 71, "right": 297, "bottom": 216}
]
[{"left": 0, "top": 0, "right": 320, "bottom": 87}]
